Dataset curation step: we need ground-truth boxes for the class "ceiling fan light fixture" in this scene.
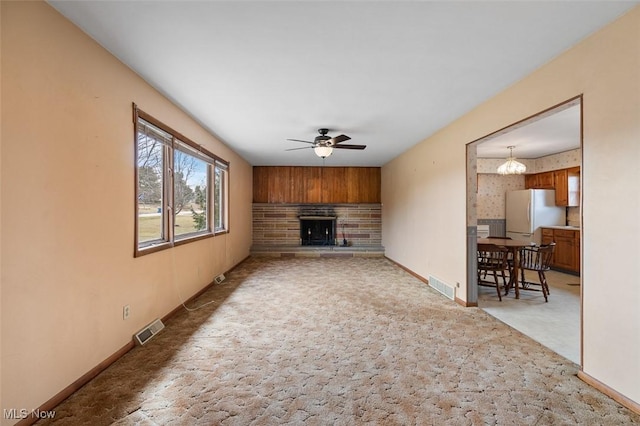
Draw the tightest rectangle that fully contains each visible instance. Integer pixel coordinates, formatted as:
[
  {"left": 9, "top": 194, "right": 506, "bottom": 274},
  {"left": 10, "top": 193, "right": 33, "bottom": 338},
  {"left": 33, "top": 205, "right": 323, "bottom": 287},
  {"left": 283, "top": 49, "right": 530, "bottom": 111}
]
[
  {"left": 314, "top": 145, "right": 333, "bottom": 158},
  {"left": 287, "top": 128, "right": 362, "bottom": 158},
  {"left": 497, "top": 146, "right": 526, "bottom": 175}
]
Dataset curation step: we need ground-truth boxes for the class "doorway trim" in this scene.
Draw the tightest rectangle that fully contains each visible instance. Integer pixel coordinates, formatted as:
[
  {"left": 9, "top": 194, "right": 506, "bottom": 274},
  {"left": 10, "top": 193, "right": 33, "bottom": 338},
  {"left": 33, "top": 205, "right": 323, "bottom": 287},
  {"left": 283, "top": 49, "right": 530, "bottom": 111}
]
[{"left": 465, "top": 94, "right": 583, "bottom": 366}]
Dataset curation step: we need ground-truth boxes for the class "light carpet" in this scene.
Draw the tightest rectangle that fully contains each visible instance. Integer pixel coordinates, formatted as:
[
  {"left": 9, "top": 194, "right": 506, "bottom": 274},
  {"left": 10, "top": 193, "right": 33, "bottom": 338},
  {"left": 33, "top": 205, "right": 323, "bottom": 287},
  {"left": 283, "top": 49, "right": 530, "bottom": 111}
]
[{"left": 38, "top": 257, "right": 640, "bottom": 425}]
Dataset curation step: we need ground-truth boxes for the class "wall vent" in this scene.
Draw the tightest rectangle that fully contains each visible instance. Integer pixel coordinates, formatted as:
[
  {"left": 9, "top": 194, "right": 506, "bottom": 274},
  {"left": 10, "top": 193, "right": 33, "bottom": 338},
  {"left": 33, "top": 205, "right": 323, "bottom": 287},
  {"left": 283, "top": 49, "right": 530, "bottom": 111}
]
[
  {"left": 428, "top": 275, "right": 455, "bottom": 300},
  {"left": 214, "top": 274, "right": 226, "bottom": 284},
  {"left": 134, "top": 318, "right": 164, "bottom": 346}
]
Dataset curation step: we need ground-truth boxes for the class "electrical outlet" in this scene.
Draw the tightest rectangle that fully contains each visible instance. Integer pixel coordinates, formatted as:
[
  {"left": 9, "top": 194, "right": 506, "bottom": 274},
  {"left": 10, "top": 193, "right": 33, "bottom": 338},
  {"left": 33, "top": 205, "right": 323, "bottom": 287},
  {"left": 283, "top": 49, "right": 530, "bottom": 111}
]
[{"left": 123, "top": 305, "right": 130, "bottom": 320}]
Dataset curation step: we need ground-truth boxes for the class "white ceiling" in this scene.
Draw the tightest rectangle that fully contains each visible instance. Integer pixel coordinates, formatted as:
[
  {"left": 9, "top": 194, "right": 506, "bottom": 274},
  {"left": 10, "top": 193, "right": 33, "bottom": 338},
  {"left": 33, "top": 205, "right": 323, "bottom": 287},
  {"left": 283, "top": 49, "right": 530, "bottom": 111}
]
[
  {"left": 49, "top": 1, "right": 636, "bottom": 166},
  {"left": 476, "top": 102, "right": 581, "bottom": 159}
]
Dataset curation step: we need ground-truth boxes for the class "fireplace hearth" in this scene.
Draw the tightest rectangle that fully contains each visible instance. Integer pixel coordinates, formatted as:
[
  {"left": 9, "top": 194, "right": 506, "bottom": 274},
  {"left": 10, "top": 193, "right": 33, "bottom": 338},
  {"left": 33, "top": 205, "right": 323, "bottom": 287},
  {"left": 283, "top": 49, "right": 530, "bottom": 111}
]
[{"left": 300, "top": 216, "right": 336, "bottom": 246}]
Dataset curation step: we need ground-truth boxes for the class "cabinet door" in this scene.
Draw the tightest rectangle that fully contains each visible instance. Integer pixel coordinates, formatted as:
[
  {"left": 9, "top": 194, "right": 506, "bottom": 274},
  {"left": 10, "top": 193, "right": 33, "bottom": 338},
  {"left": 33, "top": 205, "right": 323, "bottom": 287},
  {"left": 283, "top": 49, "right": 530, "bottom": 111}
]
[
  {"left": 525, "top": 172, "right": 553, "bottom": 189},
  {"left": 574, "top": 232, "right": 581, "bottom": 273},
  {"left": 567, "top": 167, "right": 580, "bottom": 206},
  {"left": 541, "top": 229, "right": 555, "bottom": 264},
  {"left": 554, "top": 169, "right": 569, "bottom": 206},
  {"left": 525, "top": 174, "right": 538, "bottom": 189},
  {"left": 553, "top": 234, "right": 576, "bottom": 271},
  {"left": 537, "top": 172, "right": 555, "bottom": 189}
]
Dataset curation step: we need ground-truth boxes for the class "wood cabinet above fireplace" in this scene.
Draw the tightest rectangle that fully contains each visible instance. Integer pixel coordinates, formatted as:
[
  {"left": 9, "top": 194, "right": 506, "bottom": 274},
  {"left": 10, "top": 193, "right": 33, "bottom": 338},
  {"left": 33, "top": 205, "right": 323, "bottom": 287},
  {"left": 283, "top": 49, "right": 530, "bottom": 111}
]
[{"left": 253, "top": 166, "right": 381, "bottom": 204}]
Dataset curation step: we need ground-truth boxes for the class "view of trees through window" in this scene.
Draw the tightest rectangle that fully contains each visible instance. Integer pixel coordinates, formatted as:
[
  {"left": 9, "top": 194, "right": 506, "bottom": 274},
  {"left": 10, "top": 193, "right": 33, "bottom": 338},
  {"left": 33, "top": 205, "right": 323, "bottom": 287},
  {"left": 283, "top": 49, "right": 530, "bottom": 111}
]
[
  {"left": 136, "top": 122, "right": 168, "bottom": 244},
  {"left": 135, "top": 109, "right": 228, "bottom": 255},
  {"left": 173, "top": 148, "right": 208, "bottom": 238}
]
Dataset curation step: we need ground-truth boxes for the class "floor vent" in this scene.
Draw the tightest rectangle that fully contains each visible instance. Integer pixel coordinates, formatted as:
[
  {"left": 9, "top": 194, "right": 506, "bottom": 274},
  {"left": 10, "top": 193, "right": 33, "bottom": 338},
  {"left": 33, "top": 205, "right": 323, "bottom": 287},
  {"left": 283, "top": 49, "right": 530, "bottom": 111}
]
[
  {"left": 134, "top": 318, "right": 165, "bottom": 346},
  {"left": 428, "top": 275, "right": 455, "bottom": 300}
]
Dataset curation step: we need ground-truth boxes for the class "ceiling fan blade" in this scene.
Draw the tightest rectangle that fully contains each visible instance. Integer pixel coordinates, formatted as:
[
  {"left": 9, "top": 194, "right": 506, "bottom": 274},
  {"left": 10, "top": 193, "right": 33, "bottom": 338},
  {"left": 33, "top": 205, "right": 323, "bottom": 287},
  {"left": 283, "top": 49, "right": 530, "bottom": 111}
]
[
  {"left": 285, "top": 146, "right": 313, "bottom": 151},
  {"left": 334, "top": 144, "right": 366, "bottom": 150},
  {"left": 330, "top": 134, "right": 351, "bottom": 144},
  {"left": 286, "top": 138, "right": 315, "bottom": 144}
]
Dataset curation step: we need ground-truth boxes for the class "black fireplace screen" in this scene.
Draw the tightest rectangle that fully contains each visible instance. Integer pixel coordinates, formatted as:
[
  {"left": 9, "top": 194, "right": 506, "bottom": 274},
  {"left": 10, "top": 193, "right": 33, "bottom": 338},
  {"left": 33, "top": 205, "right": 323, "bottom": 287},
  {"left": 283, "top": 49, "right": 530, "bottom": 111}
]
[{"left": 300, "top": 218, "right": 336, "bottom": 246}]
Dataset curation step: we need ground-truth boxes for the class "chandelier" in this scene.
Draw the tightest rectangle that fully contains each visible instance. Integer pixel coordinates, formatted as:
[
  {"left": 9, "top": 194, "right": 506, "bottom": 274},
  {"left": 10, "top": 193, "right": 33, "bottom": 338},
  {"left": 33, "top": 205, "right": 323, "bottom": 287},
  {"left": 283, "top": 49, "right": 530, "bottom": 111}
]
[{"left": 497, "top": 146, "right": 526, "bottom": 175}]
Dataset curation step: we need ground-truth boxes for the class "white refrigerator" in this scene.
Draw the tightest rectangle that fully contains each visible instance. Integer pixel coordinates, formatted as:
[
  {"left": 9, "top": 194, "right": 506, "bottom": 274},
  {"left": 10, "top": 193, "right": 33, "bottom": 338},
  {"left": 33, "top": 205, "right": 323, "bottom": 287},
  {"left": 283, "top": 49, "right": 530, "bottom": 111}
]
[{"left": 505, "top": 189, "right": 565, "bottom": 244}]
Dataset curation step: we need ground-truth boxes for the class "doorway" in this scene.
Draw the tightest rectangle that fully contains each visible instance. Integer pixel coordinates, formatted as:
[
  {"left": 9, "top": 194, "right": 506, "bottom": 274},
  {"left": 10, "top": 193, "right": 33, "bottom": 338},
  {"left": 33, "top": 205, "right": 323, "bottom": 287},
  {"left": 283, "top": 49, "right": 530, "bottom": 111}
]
[{"left": 466, "top": 96, "right": 582, "bottom": 365}]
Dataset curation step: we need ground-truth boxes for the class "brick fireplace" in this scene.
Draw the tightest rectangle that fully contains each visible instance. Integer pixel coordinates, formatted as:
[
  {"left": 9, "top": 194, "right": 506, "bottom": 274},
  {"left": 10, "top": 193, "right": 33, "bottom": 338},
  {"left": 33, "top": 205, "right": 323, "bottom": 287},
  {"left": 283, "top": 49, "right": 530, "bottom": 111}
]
[{"left": 252, "top": 203, "right": 383, "bottom": 255}]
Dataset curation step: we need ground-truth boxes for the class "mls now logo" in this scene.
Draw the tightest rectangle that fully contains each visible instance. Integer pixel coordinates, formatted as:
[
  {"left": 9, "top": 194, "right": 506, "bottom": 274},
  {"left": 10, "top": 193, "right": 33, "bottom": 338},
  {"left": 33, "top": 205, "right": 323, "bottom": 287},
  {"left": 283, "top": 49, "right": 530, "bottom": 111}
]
[
  {"left": 3, "top": 409, "right": 29, "bottom": 419},
  {"left": 4, "top": 408, "right": 56, "bottom": 420}
]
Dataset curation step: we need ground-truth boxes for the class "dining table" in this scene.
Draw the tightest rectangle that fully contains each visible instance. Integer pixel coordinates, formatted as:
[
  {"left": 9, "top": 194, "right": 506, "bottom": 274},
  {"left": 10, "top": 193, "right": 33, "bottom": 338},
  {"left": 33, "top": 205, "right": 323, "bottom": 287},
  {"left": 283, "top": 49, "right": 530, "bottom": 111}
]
[{"left": 477, "top": 237, "right": 534, "bottom": 299}]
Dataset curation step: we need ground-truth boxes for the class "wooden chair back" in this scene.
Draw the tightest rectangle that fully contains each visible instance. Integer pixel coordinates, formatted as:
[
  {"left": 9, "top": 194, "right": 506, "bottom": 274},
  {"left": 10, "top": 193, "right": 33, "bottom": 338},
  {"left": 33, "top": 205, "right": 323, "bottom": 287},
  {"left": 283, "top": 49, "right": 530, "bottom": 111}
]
[
  {"left": 519, "top": 243, "right": 555, "bottom": 271},
  {"left": 477, "top": 244, "right": 509, "bottom": 270}
]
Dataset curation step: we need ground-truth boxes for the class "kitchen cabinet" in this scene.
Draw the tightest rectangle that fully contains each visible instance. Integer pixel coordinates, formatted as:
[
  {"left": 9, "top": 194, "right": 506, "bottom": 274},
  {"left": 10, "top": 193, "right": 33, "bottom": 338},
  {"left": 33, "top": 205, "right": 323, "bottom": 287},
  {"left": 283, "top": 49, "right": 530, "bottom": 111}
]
[
  {"left": 554, "top": 168, "right": 580, "bottom": 206},
  {"left": 576, "top": 231, "right": 581, "bottom": 274},
  {"left": 553, "top": 169, "right": 569, "bottom": 205},
  {"left": 524, "top": 174, "right": 536, "bottom": 189},
  {"left": 525, "top": 171, "right": 554, "bottom": 190},
  {"left": 525, "top": 167, "right": 580, "bottom": 207},
  {"left": 524, "top": 172, "right": 554, "bottom": 189},
  {"left": 535, "top": 171, "right": 554, "bottom": 189},
  {"left": 538, "top": 172, "right": 555, "bottom": 189},
  {"left": 553, "top": 229, "right": 577, "bottom": 271},
  {"left": 541, "top": 227, "right": 580, "bottom": 274}
]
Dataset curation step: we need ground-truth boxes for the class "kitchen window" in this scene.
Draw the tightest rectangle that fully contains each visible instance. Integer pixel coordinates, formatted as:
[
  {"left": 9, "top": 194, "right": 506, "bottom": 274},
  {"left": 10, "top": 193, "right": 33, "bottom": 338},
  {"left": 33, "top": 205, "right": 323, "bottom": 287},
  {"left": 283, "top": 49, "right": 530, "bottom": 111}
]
[{"left": 134, "top": 105, "right": 229, "bottom": 256}]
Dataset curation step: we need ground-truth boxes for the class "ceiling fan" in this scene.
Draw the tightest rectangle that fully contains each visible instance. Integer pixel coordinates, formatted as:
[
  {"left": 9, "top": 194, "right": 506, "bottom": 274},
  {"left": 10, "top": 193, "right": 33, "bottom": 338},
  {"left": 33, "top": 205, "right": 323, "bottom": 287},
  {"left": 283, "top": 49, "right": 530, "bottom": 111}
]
[{"left": 286, "top": 128, "right": 366, "bottom": 158}]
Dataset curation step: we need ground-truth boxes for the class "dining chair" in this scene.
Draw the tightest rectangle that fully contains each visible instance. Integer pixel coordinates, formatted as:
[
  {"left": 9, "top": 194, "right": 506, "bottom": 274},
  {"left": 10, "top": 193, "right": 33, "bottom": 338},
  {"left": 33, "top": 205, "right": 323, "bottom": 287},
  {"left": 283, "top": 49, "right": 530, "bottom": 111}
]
[
  {"left": 477, "top": 243, "right": 510, "bottom": 301},
  {"left": 486, "top": 236, "right": 514, "bottom": 277},
  {"left": 518, "top": 243, "right": 556, "bottom": 302}
]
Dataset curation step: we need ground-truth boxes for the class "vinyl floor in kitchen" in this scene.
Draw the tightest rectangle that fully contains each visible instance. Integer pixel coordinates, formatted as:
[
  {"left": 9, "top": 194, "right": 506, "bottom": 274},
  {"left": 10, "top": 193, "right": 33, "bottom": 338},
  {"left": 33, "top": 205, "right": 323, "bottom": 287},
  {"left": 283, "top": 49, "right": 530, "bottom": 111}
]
[{"left": 478, "top": 269, "right": 581, "bottom": 364}]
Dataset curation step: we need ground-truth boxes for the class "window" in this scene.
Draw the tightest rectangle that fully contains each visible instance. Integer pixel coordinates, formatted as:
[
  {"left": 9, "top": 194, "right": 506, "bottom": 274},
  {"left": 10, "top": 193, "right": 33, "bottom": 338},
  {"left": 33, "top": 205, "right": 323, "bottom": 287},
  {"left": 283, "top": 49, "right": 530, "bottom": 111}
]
[
  {"left": 134, "top": 106, "right": 229, "bottom": 256},
  {"left": 136, "top": 119, "right": 169, "bottom": 246},
  {"left": 214, "top": 160, "right": 229, "bottom": 233},
  {"left": 173, "top": 141, "right": 211, "bottom": 239}
]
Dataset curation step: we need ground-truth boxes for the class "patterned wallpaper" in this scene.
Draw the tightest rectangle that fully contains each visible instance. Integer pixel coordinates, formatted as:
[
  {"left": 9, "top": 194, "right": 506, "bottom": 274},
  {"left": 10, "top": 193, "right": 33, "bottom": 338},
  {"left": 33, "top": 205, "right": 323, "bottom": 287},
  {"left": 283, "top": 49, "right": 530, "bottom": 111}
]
[
  {"left": 467, "top": 146, "right": 477, "bottom": 225},
  {"left": 477, "top": 148, "right": 580, "bottom": 174},
  {"left": 534, "top": 149, "right": 581, "bottom": 172},
  {"left": 475, "top": 149, "right": 581, "bottom": 221},
  {"left": 567, "top": 206, "right": 580, "bottom": 227},
  {"left": 477, "top": 174, "right": 525, "bottom": 219}
]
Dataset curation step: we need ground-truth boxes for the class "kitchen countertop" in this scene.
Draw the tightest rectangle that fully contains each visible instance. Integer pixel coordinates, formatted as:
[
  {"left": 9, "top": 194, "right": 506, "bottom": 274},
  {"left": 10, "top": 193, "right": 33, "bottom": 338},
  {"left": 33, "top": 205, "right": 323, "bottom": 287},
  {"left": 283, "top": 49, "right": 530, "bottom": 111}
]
[{"left": 542, "top": 225, "right": 581, "bottom": 231}]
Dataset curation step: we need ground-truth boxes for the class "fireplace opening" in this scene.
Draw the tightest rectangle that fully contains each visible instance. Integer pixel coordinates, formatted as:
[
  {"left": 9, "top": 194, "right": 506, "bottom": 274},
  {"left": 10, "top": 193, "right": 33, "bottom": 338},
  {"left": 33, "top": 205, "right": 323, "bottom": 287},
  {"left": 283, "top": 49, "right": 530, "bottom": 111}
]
[{"left": 300, "top": 216, "right": 336, "bottom": 246}]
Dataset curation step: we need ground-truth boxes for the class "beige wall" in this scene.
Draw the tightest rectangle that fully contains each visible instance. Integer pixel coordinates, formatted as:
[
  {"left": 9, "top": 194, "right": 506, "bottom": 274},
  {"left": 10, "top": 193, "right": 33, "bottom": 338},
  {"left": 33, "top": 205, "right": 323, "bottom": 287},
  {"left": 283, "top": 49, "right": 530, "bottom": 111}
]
[
  {"left": 382, "top": 6, "right": 640, "bottom": 406},
  {"left": 1, "top": 1, "right": 252, "bottom": 420},
  {"left": 0, "top": 0, "right": 3, "bottom": 414}
]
